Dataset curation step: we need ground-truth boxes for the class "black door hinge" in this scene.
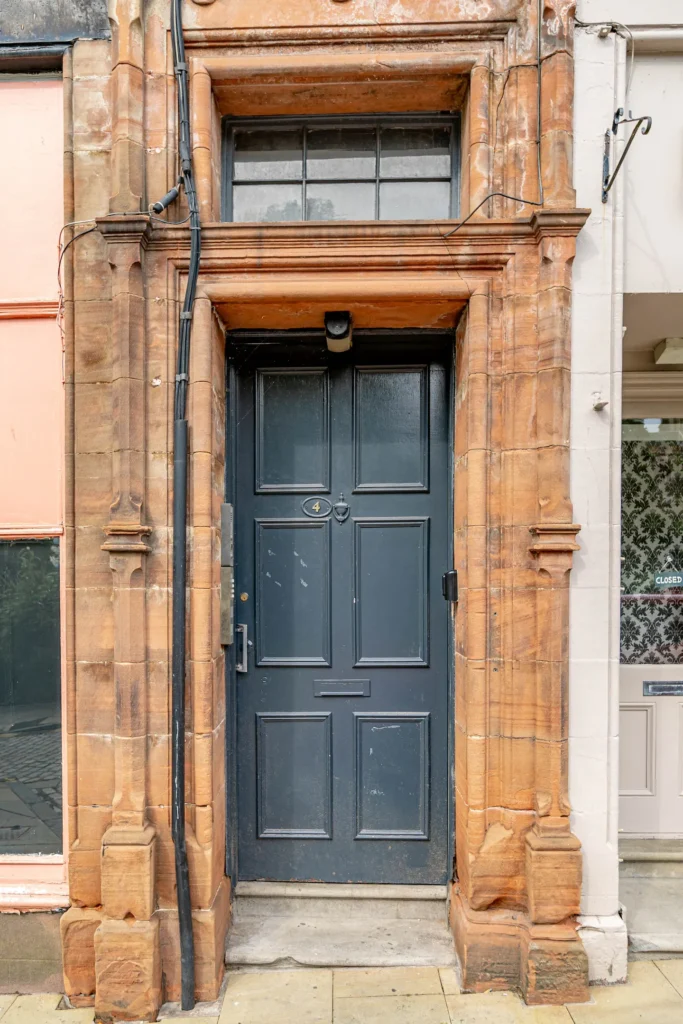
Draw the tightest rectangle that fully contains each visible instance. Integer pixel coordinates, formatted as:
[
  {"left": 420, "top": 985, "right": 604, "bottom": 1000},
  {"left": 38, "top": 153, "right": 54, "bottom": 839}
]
[{"left": 442, "top": 570, "right": 458, "bottom": 602}]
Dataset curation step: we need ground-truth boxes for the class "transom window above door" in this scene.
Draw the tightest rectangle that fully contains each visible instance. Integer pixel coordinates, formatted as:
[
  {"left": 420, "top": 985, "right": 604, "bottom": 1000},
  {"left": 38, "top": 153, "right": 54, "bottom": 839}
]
[{"left": 222, "top": 115, "right": 460, "bottom": 223}]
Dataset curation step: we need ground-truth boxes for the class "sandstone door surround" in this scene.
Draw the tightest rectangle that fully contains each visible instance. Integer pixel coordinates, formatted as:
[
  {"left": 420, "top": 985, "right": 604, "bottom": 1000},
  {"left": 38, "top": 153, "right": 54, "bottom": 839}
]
[{"left": 58, "top": 2, "right": 589, "bottom": 1018}]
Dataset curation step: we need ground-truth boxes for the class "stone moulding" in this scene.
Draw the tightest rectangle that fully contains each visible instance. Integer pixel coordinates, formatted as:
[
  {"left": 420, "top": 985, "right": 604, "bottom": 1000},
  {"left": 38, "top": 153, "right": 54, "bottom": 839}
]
[
  {"left": 60, "top": 1, "right": 590, "bottom": 1015},
  {"left": 0, "top": 299, "right": 60, "bottom": 319}
]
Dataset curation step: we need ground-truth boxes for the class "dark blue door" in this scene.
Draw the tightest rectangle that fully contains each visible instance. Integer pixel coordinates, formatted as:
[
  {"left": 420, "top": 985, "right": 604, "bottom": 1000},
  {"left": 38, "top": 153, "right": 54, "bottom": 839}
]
[{"left": 234, "top": 335, "right": 450, "bottom": 883}]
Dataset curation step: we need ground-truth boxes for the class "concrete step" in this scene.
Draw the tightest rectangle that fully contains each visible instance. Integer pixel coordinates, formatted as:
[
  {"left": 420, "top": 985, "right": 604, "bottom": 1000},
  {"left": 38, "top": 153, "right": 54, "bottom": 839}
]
[
  {"left": 620, "top": 877, "right": 683, "bottom": 952},
  {"left": 226, "top": 883, "right": 456, "bottom": 969},
  {"left": 233, "top": 882, "right": 448, "bottom": 921},
  {"left": 620, "top": 839, "right": 683, "bottom": 878}
]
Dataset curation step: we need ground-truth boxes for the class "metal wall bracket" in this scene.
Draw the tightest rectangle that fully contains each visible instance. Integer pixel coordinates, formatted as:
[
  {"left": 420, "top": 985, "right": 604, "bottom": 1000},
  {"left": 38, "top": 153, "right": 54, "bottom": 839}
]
[{"left": 602, "top": 108, "right": 652, "bottom": 203}]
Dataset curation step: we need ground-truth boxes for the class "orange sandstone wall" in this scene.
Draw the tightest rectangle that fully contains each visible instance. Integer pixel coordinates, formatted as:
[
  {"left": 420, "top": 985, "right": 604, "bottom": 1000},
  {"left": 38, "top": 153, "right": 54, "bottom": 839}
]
[{"left": 58, "top": 1, "right": 589, "bottom": 1018}]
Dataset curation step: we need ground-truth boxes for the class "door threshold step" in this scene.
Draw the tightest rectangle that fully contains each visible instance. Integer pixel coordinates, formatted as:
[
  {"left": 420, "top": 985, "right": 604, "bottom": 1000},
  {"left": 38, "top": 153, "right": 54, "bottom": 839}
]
[
  {"left": 225, "top": 915, "right": 457, "bottom": 969},
  {"left": 620, "top": 839, "right": 683, "bottom": 862},
  {"left": 620, "top": 839, "right": 683, "bottom": 878},
  {"left": 234, "top": 882, "right": 448, "bottom": 900},
  {"left": 232, "top": 882, "right": 449, "bottom": 921}
]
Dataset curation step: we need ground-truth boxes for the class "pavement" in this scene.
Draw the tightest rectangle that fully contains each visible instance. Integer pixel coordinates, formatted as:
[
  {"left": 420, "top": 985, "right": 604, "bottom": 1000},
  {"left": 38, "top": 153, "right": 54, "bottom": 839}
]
[{"left": 2, "top": 960, "right": 683, "bottom": 1024}]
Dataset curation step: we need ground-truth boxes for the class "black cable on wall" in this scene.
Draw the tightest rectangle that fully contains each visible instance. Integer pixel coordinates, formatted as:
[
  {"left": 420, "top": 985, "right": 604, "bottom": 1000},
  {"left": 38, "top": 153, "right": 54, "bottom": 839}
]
[{"left": 168, "top": 0, "right": 200, "bottom": 1009}]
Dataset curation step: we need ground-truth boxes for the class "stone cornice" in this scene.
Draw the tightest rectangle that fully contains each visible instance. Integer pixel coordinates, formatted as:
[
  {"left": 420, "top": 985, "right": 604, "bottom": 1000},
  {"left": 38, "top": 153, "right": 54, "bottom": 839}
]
[
  {"left": 101, "top": 522, "right": 152, "bottom": 555},
  {"left": 529, "top": 524, "right": 581, "bottom": 580},
  {"left": 146, "top": 213, "right": 590, "bottom": 257},
  {"left": 530, "top": 209, "right": 591, "bottom": 237},
  {"left": 97, "top": 215, "right": 152, "bottom": 247},
  {"left": 183, "top": 21, "right": 514, "bottom": 48},
  {"left": 529, "top": 523, "right": 581, "bottom": 554}
]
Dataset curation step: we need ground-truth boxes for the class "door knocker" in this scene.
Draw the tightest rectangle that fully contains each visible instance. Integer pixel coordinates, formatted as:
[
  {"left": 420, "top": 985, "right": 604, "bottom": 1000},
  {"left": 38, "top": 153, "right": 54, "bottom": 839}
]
[{"left": 333, "top": 494, "right": 350, "bottom": 524}]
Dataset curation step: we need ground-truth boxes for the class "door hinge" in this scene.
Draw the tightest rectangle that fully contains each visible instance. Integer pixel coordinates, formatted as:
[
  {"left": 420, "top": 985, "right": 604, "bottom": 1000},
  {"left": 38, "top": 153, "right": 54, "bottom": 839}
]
[{"left": 442, "top": 570, "right": 459, "bottom": 602}]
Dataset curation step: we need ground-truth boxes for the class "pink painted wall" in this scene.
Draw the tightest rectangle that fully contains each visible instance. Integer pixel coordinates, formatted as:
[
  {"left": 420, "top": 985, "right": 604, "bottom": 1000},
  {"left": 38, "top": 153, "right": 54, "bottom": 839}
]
[
  {"left": 0, "top": 79, "right": 64, "bottom": 529},
  {"left": 0, "top": 319, "right": 64, "bottom": 528},
  {"left": 0, "top": 79, "right": 64, "bottom": 303}
]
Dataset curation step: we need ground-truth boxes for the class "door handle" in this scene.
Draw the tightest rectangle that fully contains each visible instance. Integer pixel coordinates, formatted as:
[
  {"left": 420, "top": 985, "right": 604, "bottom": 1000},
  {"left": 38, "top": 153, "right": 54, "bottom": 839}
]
[{"left": 236, "top": 624, "right": 248, "bottom": 673}]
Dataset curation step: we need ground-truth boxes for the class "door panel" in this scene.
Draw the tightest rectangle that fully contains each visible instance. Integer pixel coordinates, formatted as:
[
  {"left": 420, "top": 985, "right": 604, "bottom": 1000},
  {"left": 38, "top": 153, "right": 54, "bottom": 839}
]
[
  {"left": 256, "top": 712, "right": 332, "bottom": 838},
  {"left": 353, "top": 519, "right": 429, "bottom": 666},
  {"left": 355, "top": 713, "right": 430, "bottom": 840},
  {"left": 620, "top": 665, "right": 683, "bottom": 835},
  {"left": 354, "top": 367, "right": 429, "bottom": 491},
  {"left": 234, "top": 336, "right": 451, "bottom": 882},
  {"left": 256, "top": 368, "right": 330, "bottom": 492},
  {"left": 255, "top": 520, "right": 331, "bottom": 665}
]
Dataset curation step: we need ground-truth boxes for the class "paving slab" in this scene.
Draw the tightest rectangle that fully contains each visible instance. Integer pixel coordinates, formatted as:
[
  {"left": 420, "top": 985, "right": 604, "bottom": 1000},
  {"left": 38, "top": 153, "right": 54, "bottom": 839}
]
[
  {"left": 333, "top": 966, "right": 442, "bottom": 998},
  {"left": 333, "top": 993, "right": 450, "bottom": 1024},
  {"left": 565, "top": 961, "right": 683, "bottom": 1024},
  {"left": 218, "top": 969, "right": 332, "bottom": 1024},
  {"left": 656, "top": 958, "right": 683, "bottom": 997},
  {"left": 439, "top": 967, "right": 460, "bottom": 995},
  {"left": 1, "top": 994, "right": 94, "bottom": 1024},
  {"left": 446, "top": 991, "right": 573, "bottom": 1023},
  {"left": 0, "top": 997, "right": 16, "bottom": 1021}
]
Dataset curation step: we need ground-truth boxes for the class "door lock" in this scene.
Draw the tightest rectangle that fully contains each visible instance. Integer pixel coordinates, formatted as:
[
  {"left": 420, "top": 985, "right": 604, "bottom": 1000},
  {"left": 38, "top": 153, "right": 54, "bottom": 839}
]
[{"left": 442, "top": 570, "right": 459, "bottom": 602}]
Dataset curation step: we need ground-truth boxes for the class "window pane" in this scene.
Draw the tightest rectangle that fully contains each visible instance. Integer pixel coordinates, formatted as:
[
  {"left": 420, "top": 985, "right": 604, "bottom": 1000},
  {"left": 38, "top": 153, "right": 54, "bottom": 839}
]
[
  {"left": 380, "top": 127, "right": 451, "bottom": 178},
  {"left": 306, "top": 128, "right": 376, "bottom": 180},
  {"left": 306, "top": 182, "right": 375, "bottom": 221},
  {"left": 380, "top": 180, "right": 451, "bottom": 220},
  {"left": 233, "top": 128, "right": 303, "bottom": 181},
  {"left": 0, "top": 538, "right": 61, "bottom": 854},
  {"left": 233, "top": 184, "right": 303, "bottom": 222},
  {"left": 620, "top": 419, "right": 683, "bottom": 664}
]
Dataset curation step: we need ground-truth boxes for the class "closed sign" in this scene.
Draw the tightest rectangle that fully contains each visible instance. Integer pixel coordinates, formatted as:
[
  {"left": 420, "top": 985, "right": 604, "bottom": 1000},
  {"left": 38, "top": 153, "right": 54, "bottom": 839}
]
[{"left": 654, "top": 571, "right": 683, "bottom": 588}]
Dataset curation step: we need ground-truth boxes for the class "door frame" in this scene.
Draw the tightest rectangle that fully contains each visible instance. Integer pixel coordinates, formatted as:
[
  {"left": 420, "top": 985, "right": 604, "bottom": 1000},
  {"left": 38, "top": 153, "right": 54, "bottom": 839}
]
[{"left": 223, "top": 327, "right": 456, "bottom": 884}]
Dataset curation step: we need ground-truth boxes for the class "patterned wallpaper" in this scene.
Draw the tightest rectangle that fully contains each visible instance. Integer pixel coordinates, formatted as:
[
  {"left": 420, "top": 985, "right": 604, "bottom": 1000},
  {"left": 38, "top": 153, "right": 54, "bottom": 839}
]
[{"left": 620, "top": 434, "right": 683, "bottom": 664}]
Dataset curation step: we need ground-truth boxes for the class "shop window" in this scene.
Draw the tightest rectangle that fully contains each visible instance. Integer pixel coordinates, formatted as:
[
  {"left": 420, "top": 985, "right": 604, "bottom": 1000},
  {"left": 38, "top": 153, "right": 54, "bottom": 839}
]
[
  {"left": 620, "top": 419, "right": 683, "bottom": 664},
  {"left": 222, "top": 115, "right": 460, "bottom": 222},
  {"left": 0, "top": 538, "right": 62, "bottom": 854}
]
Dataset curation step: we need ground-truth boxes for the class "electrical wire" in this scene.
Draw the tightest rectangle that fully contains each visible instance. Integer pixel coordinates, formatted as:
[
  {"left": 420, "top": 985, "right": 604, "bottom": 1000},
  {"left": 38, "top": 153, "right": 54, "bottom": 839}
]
[
  {"left": 442, "top": 0, "right": 545, "bottom": 238},
  {"left": 169, "top": 0, "right": 199, "bottom": 1010},
  {"left": 574, "top": 18, "right": 636, "bottom": 114}
]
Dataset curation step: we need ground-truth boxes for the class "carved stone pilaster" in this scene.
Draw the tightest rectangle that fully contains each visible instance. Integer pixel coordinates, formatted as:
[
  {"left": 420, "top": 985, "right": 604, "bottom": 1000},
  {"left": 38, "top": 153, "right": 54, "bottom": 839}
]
[
  {"left": 98, "top": 216, "right": 150, "bottom": 533},
  {"left": 540, "top": 1, "right": 577, "bottom": 208},
  {"left": 108, "top": 0, "right": 144, "bottom": 213},
  {"left": 97, "top": 215, "right": 152, "bottom": 828},
  {"left": 526, "top": 522, "right": 581, "bottom": 924},
  {"left": 94, "top": 213, "right": 159, "bottom": 1022}
]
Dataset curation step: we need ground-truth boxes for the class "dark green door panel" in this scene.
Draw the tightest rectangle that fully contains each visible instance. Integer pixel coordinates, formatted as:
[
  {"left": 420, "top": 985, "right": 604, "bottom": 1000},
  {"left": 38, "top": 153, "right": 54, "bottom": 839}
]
[{"left": 233, "top": 335, "right": 451, "bottom": 883}]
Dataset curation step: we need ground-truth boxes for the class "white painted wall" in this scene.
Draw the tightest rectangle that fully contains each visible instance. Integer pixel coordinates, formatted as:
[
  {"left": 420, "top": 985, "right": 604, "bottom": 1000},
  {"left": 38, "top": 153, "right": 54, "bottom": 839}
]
[
  {"left": 572, "top": 0, "right": 683, "bottom": 984},
  {"left": 570, "top": 21, "right": 623, "bottom": 925},
  {"left": 579, "top": 1, "right": 682, "bottom": 22},
  {"left": 624, "top": 56, "right": 683, "bottom": 293}
]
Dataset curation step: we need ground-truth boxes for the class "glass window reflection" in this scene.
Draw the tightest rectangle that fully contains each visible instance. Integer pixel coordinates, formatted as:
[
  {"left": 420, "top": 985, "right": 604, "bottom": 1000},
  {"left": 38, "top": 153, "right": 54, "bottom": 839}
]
[
  {"left": 226, "top": 116, "right": 458, "bottom": 223},
  {"left": 0, "top": 538, "right": 62, "bottom": 854},
  {"left": 620, "top": 419, "right": 683, "bottom": 665}
]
